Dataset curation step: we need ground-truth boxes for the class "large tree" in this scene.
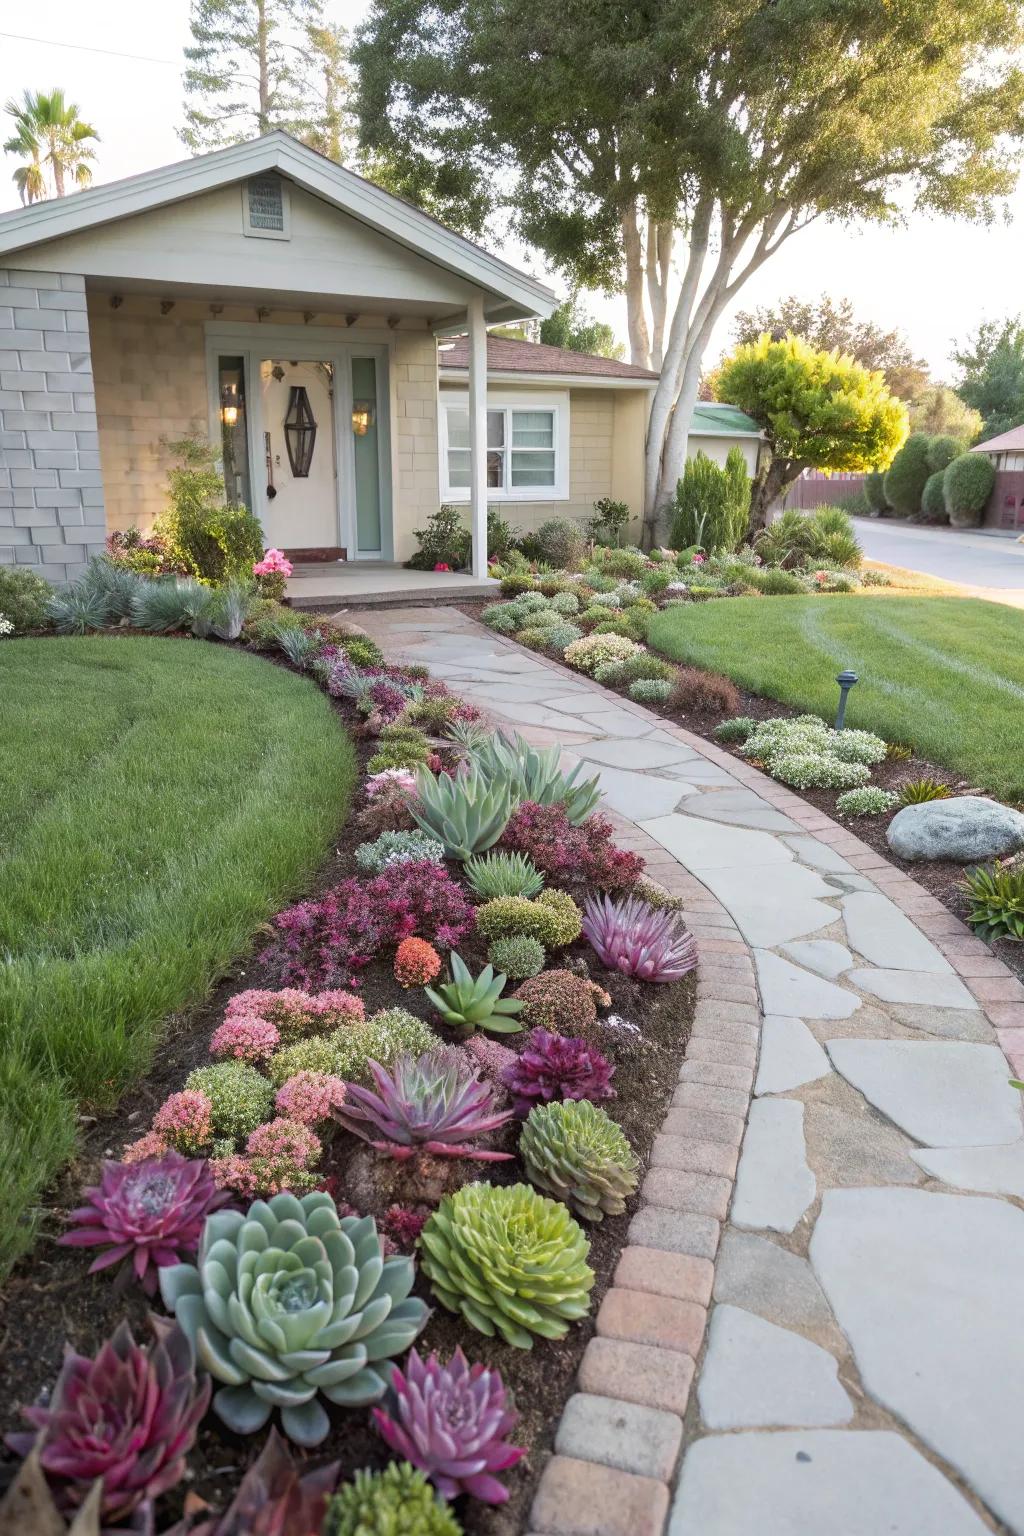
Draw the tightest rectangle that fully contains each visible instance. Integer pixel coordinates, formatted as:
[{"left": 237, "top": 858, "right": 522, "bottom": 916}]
[
  {"left": 731, "top": 296, "right": 929, "bottom": 401},
  {"left": 907, "top": 384, "right": 983, "bottom": 443},
  {"left": 4, "top": 89, "right": 98, "bottom": 201},
  {"left": 181, "top": 0, "right": 353, "bottom": 157},
  {"left": 539, "top": 297, "right": 624, "bottom": 361},
  {"left": 354, "top": 0, "right": 1024, "bottom": 539},
  {"left": 952, "top": 317, "right": 1024, "bottom": 440}
]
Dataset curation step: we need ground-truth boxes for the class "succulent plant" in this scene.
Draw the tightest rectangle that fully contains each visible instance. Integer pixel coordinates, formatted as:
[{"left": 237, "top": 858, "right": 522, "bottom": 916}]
[
  {"left": 162, "top": 1427, "right": 338, "bottom": 1535},
  {"left": 424, "top": 953, "right": 524, "bottom": 1035},
  {"left": 394, "top": 936, "right": 443, "bottom": 988},
  {"left": 324, "top": 1464, "right": 463, "bottom": 1536},
  {"left": 469, "top": 733, "right": 602, "bottom": 825},
  {"left": 59, "top": 1152, "right": 231, "bottom": 1295},
  {"left": 355, "top": 829, "right": 445, "bottom": 873},
  {"left": 160, "top": 1191, "right": 429, "bottom": 1446},
  {"left": 419, "top": 1181, "right": 594, "bottom": 1348},
  {"left": 464, "top": 850, "right": 545, "bottom": 900},
  {"left": 0, "top": 1445, "right": 104, "bottom": 1535},
  {"left": 334, "top": 1049, "right": 514, "bottom": 1160},
  {"left": 5, "top": 1318, "right": 208, "bottom": 1526},
  {"left": 487, "top": 934, "right": 546, "bottom": 980},
  {"left": 373, "top": 1347, "right": 524, "bottom": 1504},
  {"left": 898, "top": 776, "right": 952, "bottom": 804},
  {"left": 410, "top": 763, "right": 514, "bottom": 859},
  {"left": 501, "top": 1029, "right": 616, "bottom": 1116},
  {"left": 961, "top": 861, "right": 1024, "bottom": 942},
  {"left": 582, "top": 892, "right": 698, "bottom": 982},
  {"left": 520, "top": 1099, "right": 638, "bottom": 1222}
]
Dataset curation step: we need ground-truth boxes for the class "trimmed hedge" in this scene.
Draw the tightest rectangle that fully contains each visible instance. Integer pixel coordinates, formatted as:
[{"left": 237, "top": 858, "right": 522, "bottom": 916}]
[
  {"left": 943, "top": 453, "right": 995, "bottom": 528},
  {"left": 883, "top": 433, "right": 931, "bottom": 515}
]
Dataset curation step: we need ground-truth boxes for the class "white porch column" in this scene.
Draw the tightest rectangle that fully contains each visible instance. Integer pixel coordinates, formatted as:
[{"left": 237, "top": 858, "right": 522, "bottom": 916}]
[{"left": 467, "top": 294, "right": 488, "bottom": 578}]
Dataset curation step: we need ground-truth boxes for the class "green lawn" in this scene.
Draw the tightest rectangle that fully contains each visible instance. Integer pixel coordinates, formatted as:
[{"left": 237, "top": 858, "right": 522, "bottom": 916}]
[
  {"left": 0, "top": 636, "right": 356, "bottom": 1277},
  {"left": 648, "top": 596, "right": 1024, "bottom": 802}
]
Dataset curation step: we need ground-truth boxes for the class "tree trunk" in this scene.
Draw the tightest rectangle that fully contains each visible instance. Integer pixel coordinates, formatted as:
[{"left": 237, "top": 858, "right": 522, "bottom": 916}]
[
  {"left": 258, "top": 0, "right": 271, "bottom": 133},
  {"left": 621, "top": 204, "right": 651, "bottom": 369},
  {"left": 747, "top": 455, "right": 800, "bottom": 535},
  {"left": 646, "top": 219, "right": 672, "bottom": 370}
]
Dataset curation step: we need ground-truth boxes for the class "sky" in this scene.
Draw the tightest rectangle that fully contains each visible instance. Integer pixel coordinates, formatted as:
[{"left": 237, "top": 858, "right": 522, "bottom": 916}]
[{"left": 3, "top": 0, "right": 1024, "bottom": 382}]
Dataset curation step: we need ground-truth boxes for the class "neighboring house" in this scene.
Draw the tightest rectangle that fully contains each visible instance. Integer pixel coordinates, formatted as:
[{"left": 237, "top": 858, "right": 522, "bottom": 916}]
[
  {"left": 0, "top": 131, "right": 763, "bottom": 582},
  {"left": 970, "top": 424, "right": 1024, "bottom": 531}
]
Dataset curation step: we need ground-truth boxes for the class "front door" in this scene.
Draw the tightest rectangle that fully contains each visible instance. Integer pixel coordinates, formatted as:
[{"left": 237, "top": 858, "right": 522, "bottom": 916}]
[{"left": 209, "top": 330, "right": 391, "bottom": 561}]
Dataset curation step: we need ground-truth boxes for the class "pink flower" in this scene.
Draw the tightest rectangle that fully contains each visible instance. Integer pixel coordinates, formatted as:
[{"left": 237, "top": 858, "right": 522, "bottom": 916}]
[
  {"left": 691, "top": 552, "right": 706, "bottom": 565},
  {"left": 209, "top": 1014, "right": 280, "bottom": 1063},
  {"left": 253, "top": 548, "right": 293, "bottom": 577},
  {"left": 152, "top": 1091, "right": 213, "bottom": 1155},
  {"left": 122, "top": 1131, "right": 168, "bottom": 1164},
  {"left": 209, "top": 1154, "right": 260, "bottom": 1198},
  {"left": 814, "top": 569, "right": 829, "bottom": 584},
  {"left": 433, "top": 562, "right": 451, "bottom": 572},
  {"left": 275, "top": 1071, "right": 347, "bottom": 1125},
  {"left": 366, "top": 768, "right": 417, "bottom": 798},
  {"left": 246, "top": 1117, "right": 322, "bottom": 1168}
]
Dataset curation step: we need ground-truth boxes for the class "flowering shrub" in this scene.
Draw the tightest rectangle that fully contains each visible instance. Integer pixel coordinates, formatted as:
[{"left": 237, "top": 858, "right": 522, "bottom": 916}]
[
  {"left": 830, "top": 728, "right": 888, "bottom": 766},
  {"left": 209, "top": 1013, "right": 281, "bottom": 1063},
  {"left": 252, "top": 547, "right": 293, "bottom": 601},
  {"left": 366, "top": 767, "right": 418, "bottom": 797},
  {"left": 835, "top": 786, "right": 901, "bottom": 817},
  {"left": 355, "top": 828, "right": 445, "bottom": 873},
  {"left": 260, "top": 861, "right": 474, "bottom": 987},
  {"left": 153, "top": 1090, "right": 213, "bottom": 1154},
  {"left": 502, "top": 801, "right": 644, "bottom": 893},
  {"left": 247, "top": 1116, "right": 322, "bottom": 1167},
  {"left": 184, "top": 1061, "right": 274, "bottom": 1144},
  {"left": 501, "top": 1029, "right": 615, "bottom": 1116},
  {"left": 210, "top": 1118, "right": 322, "bottom": 1197},
  {"left": 771, "top": 753, "right": 871, "bottom": 790},
  {"left": 395, "top": 936, "right": 442, "bottom": 988},
  {"left": 275, "top": 1070, "right": 347, "bottom": 1124},
  {"left": 513, "top": 970, "right": 605, "bottom": 1034},
  {"left": 222, "top": 987, "right": 364, "bottom": 1045},
  {"left": 123, "top": 1130, "right": 170, "bottom": 1163},
  {"left": 563, "top": 633, "right": 643, "bottom": 675},
  {"left": 0, "top": 615, "right": 13, "bottom": 638}
]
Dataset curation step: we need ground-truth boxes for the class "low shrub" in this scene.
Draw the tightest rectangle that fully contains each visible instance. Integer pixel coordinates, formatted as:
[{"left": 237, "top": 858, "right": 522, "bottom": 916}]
[
  {"left": 0, "top": 566, "right": 54, "bottom": 632},
  {"left": 830, "top": 728, "right": 888, "bottom": 766},
  {"left": 714, "top": 716, "right": 756, "bottom": 743},
  {"left": 183, "top": 1061, "right": 274, "bottom": 1144},
  {"left": 750, "top": 567, "right": 804, "bottom": 596},
  {"left": 487, "top": 935, "right": 546, "bottom": 980},
  {"left": 502, "top": 801, "right": 644, "bottom": 892},
  {"left": 325, "top": 1464, "right": 463, "bottom": 1536},
  {"left": 590, "top": 546, "right": 648, "bottom": 581},
  {"left": 394, "top": 936, "right": 442, "bottom": 988},
  {"left": 588, "top": 498, "right": 631, "bottom": 546},
  {"left": 409, "top": 504, "right": 471, "bottom": 570},
  {"left": 861, "top": 569, "right": 893, "bottom": 587},
  {"left": 771, "top": 753, "right": 871, "bottom": 790},
  {"left": 551, "top": 589, "right": 581, "bottom": 616},
  {"left": 835, "top": 786, "right": 900, "bottom": 817},
  {"left": 366, "top": 724, "right": 432, "bottom": 774},
  {"left": 628, "top": 678, "right": 673, "bottom": 704},
  {"left": 545, "top": 621, "right": 584, "bottom": 649},
  {"left": 670, "top": 666, "right": 742, "bottom": 716},
  {"left": 331, "top": 1008, "right": 439, "bottom": 1082},
  {"left": 474, "top": 893, "right": 577, "bottom": 949},
  {"left": 536, "top": 517, "right": 586, "bottom": 570},
  {"left": 154, "top": 435, "right": 264, "bottom": 582},
  {"left": 564, "top": 633, "right": 643, "bottom": 674},
  {"left": 513, "top": 970, "right": 605, "bottom": 1034},
  {"left": 920, "top": 470, "right": 948, "bottom": 522}
]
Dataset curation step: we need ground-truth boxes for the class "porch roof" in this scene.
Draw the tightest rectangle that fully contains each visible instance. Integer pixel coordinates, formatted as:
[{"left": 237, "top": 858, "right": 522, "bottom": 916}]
[{"left": 0, "top": 133, "right": 558, "bottom": 327}]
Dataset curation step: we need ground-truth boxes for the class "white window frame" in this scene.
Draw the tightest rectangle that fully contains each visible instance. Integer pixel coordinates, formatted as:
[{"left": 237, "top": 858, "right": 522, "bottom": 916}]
[
  {"left": 241, "top": 176, "right": 291, "bottom": 240},
  {"left": 439, "top": 390, "right": 570, "bottom": 502}
]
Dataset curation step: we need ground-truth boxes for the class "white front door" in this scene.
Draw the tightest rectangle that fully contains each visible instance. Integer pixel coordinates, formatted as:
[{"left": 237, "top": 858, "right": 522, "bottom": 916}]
[{"left": 259, "top": 359, "right": 337, "bottom": 550}]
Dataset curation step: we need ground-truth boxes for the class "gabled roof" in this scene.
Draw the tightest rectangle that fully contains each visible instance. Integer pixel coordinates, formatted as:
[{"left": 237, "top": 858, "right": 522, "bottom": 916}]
[
  {"left": 972, "top": 423, "right": 1024, "bottom": 453},
  {"left": 688, "top": 402, "right": 761, "bottom": 436},
  {"left": 0, "top": 132, "right": 557, "bottom": 321},
  {"left": 438, "top": 334, "right": 658, "bottom": 381}
]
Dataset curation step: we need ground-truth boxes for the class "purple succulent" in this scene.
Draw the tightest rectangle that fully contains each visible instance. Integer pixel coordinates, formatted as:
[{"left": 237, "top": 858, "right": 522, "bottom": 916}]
[
  {"left": 500, "top": 1028, "right": 616, "bottom": 1115},
  {"left": 334, "top": 1049, "right": 514, "bottom": 1160},
  {"left": 582, "top": 892, "right": 699, "bottom": 982},
  {"left": 163, "top": 1427, "right": 339, "bottom": 1535},
  {"left": 5, "top": 1318, "right": 209, "bottom": 1526},
  {"left": 59, "top": 1152, "right": 231, "bottom": 1294},
  {"left": 373, "top": 1346, "right": 524, "bottom": 1504}
]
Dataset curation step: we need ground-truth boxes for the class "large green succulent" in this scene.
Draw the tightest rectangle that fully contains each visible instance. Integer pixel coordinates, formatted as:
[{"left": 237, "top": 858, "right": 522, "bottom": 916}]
[
  {"left": 160, "top": 1191, "right": 428, "bottom": 1447},
  {"left": 470, "top": 733, "right": 602, "bottom": 825},
  {"left": 411, "top": 763, "right": 514, "bottom": 860},
  {"left": 419, "top": 1181, "right": 594, "bottom": 1348},
  {"left": 423, "top": 952, "right": 524, "bottom": 1035},
  {"left": 520, "top": 1099, "right": 639, "bottom": 1222}
]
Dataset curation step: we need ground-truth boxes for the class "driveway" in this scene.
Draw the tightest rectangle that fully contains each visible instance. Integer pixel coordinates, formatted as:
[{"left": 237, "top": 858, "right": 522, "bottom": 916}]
[{"left": 853, "top": 517, "right": 1024, "bottom": 604}]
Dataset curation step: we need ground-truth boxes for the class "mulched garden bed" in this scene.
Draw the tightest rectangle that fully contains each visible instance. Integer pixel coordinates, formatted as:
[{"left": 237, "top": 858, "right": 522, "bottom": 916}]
[{"left": 0, "top": 650, "right": 694, "bottom": 1536}]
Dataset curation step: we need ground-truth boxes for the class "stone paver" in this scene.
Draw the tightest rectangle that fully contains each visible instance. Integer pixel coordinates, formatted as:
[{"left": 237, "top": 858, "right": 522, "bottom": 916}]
[
  {"left": 358, "top": 608, "right": 1022, "bottom": 1536},
  {"left": 731, "top": 1099, "right": 816, "bottom": 1232},
  {"left": 697, "top": 1304, "right": 853, "bottom": 1428}
]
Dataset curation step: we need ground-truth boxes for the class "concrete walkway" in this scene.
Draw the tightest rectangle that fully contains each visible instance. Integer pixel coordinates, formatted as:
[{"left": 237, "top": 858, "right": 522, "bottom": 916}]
[{"left": 358, "top": 606, "right": 1024, "bottom": 1536}]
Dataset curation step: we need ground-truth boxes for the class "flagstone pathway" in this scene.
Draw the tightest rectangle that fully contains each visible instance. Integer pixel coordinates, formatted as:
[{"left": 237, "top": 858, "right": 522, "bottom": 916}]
[{"left": 356, "top": 606, "right": 1024, "bottom": 1536}]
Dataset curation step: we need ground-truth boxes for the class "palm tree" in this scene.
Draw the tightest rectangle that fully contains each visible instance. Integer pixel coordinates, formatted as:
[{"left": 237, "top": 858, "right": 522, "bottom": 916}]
[{"left": 4, "top": 88, "right": 99, "bottom": 201}]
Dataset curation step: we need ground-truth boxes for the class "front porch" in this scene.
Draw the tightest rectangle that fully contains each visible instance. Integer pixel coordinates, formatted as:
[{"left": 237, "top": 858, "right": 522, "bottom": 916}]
[{"left": 285, "top": 560, "right": 499, "bottom": 609}]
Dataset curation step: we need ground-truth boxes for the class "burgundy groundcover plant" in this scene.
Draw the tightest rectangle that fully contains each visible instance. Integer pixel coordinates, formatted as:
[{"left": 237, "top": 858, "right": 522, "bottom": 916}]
[
  {"left": 583, "top": 892, "right": 699, "bottom": 982},
  {"left": 373, "top": 1347, "right": 524, "bottom": 1504},
  {"left": 59, "top": 1152, "right": 231, "bottom": 1295},
  {"left": 501, "top": 802, "right": 644, "bottom": 893},
  {"left": 164, "top": 1427, "right": 338, "bottom": 1536},
  {"left": 500, "top": 1028, "right": 615, "bottom": 1116},
  {"left": 5, "top": 1318, "right": 208, "bottom": 1525}
]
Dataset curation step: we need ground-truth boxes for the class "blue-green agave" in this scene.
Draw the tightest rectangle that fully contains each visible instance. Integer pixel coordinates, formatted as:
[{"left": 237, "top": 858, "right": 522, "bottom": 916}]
[{"left": 159, "top": 1191, "right": 428, "bottom": 1447}]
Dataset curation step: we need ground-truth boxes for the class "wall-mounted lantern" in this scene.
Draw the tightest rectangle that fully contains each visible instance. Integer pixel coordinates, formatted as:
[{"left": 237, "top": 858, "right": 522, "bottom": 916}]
[
  {"left": 284, "top": 385, "right": 317, "bottom": 477},
  {"left": 352, "top": 401, "right": 374, "bottom": 436},
  {"left": 220, "top": 383, "right": 240, "bottom": 428}
]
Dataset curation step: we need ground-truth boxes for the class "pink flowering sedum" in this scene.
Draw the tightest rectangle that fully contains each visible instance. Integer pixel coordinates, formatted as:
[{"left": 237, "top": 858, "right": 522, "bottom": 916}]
[
  {"left": 253, "top": 547, "right": 293, "bottom": 577},
  {"left": 276, "top": 1070, "right": 347, "bottom": 1125},
  {"left": 153, "top": 1090, "right": 213, "bottom": 1154},
  {"left": 222, "top": 986, "right": 364, "bottom": 1043},
  {"left": 210, "top": 1013, "right": 280, "bottom": 1063},
  {"left": 247, "top": 1116, "right": 322, "bottom": 1167},
  {"left": 373, "top": 1346, "right": 524, "bottom": 1504},
  {"left": 366, "top": 767, "right": 418, "bottom": 797},
  {"left": 122, "top": 1130, "right": 168, "bottom": 1163},
  {"left": 59, "top": 1152, "right": 230, "bottom": 1294},
  {"left": 5, "top": 1318, "right": 208, "bottom": 1524}
]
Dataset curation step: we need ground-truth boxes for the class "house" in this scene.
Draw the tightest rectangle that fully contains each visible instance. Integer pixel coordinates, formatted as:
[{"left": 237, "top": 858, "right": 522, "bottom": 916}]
[
  {"left": 0, "top": 132, "right": 762, "bottom": 584},
  {"left": 971, "top": 424, "right": 1024, "bottom": 530}
]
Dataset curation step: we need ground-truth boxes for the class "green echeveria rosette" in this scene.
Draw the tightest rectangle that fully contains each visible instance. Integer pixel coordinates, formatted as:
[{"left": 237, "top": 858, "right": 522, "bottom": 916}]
[
  {"left": 159, "top": 1190, "right": 429, "bottom": 1447},
  {"left": 419, "top": 1181, "right": 594, "bottom": 1349},
  {"left": 520, "top": 1099, "right": 639, "bottom": 1222}
]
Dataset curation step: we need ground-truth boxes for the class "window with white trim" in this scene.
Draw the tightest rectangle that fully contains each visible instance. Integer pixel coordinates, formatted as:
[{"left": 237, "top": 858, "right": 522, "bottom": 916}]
[{"left": 440, "top": 393, "right": 570, "bottom": 501}]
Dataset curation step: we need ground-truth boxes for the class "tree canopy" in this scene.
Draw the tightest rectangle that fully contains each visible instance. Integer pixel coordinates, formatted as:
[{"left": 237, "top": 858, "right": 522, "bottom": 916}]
[
  {"left": 907, "top": 384, "right": 983, "bottom": 443},
  {"left": 952, "top": 318, "right": 1024, "bottom": 441},
  {"left": 539, "top": 298, "right": 624, "bottom": 361},
  {"left": 3, "top": 89, "right": 99, "bottom": 202},
  {"left": 355, "top": 0, "right": 1024, "bottom": 533},
  {"left": 731, "top": 296, "right": 929, "bottom": 401},
  {"left": 181, "top": 0, "right": 353, "bottom": 157},
  {"left": 716, "top": 335, "right": 908, "bottom": 528}
]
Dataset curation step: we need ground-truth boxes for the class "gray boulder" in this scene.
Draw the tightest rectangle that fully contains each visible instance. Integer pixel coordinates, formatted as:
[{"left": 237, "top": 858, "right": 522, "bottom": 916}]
[{"left": 887, "top": 796, "right": 1024, "bottom": 863}]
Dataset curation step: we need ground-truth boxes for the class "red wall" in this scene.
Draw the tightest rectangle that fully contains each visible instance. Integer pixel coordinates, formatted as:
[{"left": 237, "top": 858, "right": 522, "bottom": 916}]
[{"left": 985, "top": 471, "right": 1024, "bottom": 530}]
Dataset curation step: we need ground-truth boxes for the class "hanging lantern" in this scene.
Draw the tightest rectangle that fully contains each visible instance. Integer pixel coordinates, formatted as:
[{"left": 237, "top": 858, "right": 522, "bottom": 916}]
[{"left": 283, "top": 385, "right": 317, "bottom": 478}]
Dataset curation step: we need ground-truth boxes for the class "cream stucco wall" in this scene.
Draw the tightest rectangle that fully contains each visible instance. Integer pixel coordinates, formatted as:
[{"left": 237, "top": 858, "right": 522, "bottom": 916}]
[{"left": 391, "top": 330, "right": 440, "bottom": 562}]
